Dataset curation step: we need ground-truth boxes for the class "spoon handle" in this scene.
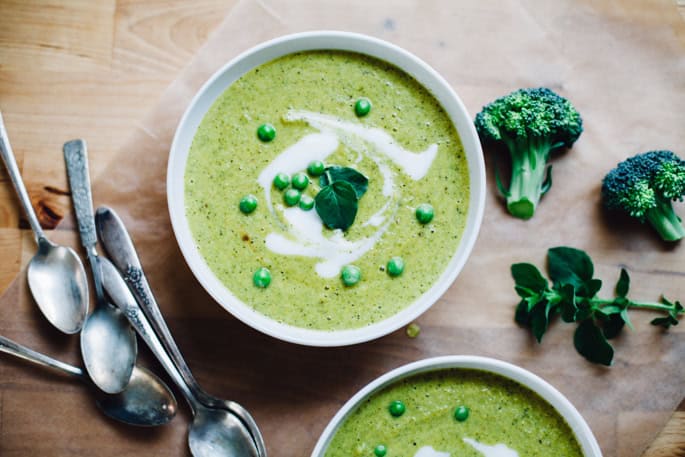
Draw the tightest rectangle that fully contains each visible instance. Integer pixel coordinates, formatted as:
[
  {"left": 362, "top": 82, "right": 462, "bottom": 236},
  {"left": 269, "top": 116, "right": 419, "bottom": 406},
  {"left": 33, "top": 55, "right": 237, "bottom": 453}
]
[
  {"left": 63, "top": 139, "right": 105, "bottom": 303},
  {"left": 0, "top": 334, "right": 83, "bottom": 378},
  {"left": 0, "top": 111, "right": 46, "bottom": 240},
  {"left": 96, "top": 205, "right": 267, "bottom": 456},
  {"left": 95, "top": 206, "right": 208, "bottom": 397},
  {"left": 98, "top": 256, "right": 200, "bottom": 413}
]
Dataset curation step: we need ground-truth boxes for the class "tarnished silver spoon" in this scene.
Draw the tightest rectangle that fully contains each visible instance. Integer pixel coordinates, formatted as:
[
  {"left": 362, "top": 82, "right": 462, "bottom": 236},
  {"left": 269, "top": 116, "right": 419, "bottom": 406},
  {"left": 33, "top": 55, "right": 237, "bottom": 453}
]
[
  {"left": 95, "top": 205, "right": 267, "bottom": 456},
  {"left": 0, "top": 111, "right": 88, "bottom": 334},
  {"left": 100, "top": 257, "right": 259, "bottom": 457},
  {"left": 64, "top": 139, "right": 137, "bottom": 394},
  {"left": 0, "top": 334, "right": 177, "bottom": 426}
]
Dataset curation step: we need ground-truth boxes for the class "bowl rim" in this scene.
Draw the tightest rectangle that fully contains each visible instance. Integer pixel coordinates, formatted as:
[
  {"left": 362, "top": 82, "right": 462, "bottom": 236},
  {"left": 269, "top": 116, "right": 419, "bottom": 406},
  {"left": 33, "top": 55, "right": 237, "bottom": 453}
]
[
  {"left": 167, "top": 30, "right": 486, "bottom": 346},
  {"left": 310, "top": 355, "right": 603, "bottom": 457}
]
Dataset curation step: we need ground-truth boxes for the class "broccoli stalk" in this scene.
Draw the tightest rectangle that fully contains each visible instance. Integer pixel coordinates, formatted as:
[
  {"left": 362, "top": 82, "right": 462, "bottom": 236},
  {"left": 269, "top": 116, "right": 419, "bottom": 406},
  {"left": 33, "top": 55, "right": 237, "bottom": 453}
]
[
  {"left": 502, "top": 135, "right": 554, "bottom": 218},
  {"left": 645, "top": 198, "right": 685, "bottom": 241},
  {"left": 475, "top": 88, "right": 583, "bottom": 220},
  {"left": 602, "top": 150, "right": 685, "bottom": 242}
]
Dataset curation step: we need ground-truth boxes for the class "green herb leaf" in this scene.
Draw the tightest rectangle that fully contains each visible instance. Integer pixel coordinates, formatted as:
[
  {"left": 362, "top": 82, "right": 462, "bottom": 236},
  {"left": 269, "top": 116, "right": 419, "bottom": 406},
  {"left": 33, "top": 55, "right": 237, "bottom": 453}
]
[
  {"left": 620, "top": 308, "right": 634, "bottom": 330},
  {"left": 580, "top": 278, "right": 602, "bottom": 298},
  {"left": 314, "top": 181, "right": 359, "bottom": 230},
  {"left": 574, "top": 320, "right": 614, "bottom": 366},
  {"left": 320, "top": 166, "right": 369, "bottom": 198},
  {"left": 530, "top": 301, "right": 555, "bottom": 343},
  {"left": 615, "top": 268, "right": 630, "bottom": 297},
  {"left": 512, "top": 247, "right": 682, "bottom": 366},
  {"left": 515, "top": 300, "right": 532, "bottom": 325},
  {"left": 650, "top": 315, "right": 680, "bottom": 328},
  {"left": 511, "top": 263, "right": 548, "bottom": 293},
  {"left": 547, "top": 247, "right": 594, "bottom": 288},
  {"left": 651, "top": 297, "right": 684, "bottom": 328},
  {"left": 601, "top": 312, "right": 625, "bottom": 339},
  {"left": 661, "top": 297, "right": 684, "bottom": 314},
  {"left": 574, "top": 306, "right": 593, "bottom": 322},
  {"left": 557, "top": 284, "right": 578, "bottom": 323}
]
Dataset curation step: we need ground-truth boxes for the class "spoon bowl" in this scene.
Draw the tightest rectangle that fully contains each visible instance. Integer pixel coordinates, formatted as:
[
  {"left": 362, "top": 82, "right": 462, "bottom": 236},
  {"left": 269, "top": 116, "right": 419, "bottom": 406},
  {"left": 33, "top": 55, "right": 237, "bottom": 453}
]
[
  {"left": 189, "top": 407, "right": 261, "bottom": 457},
  {"left": 27, "top": 238, "right": 88, "bottom": 334},
  {"left": 0, "top": 335, "right": 177, "bottom": 427},
  {"left": 96, "top": 365, "right": 178, "bottom": 427},
  {"left": 80, "top": 289, "right": 138, "bottom": 394},
  {"left": 0, "top": 111, "right": 88, "bottom": 334}
]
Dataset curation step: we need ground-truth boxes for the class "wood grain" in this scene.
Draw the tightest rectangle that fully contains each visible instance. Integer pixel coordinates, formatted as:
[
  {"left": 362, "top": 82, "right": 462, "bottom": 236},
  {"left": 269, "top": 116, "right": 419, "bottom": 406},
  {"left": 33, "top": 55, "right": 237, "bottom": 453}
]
[
  {"left": 0, "top": 0, "right": 237, "bottom": 293},
  {"left": 0, "top": 1, "right": 683, "bottom": 457},
  {"left": 641, "top": 400, "right": 685, "bottom": 457}
]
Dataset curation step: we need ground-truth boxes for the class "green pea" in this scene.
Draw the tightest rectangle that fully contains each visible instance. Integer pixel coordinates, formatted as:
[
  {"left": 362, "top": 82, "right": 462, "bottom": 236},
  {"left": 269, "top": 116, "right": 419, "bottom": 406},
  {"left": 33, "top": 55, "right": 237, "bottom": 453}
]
[
  {"left": 374, "top": 445, "right": 387, "bottom": 457},
  {"left": 273, "top": 173, "right": 290, "bottom": 190},
  {"left": 454, "top": 405, "right": 469, "bottom": 422},
  {"left": 341, "top": 265, "right": 361, "bottom": 286},
  {"left": 307, "top": 160, "right": 325, "bottom": 176},
  {"left": 239, "top": 195, "right": 258, "bottom": 214},
  {"left": 283, "top": 188, "right": 301, "bottom": 206},
  {"left": 299, "top": 195, "right": 315, "bottom": 211},
  {"left": 253, "top": 267, "right": 271, "bottom": 288},
  {"left": 387, "top": 256, "right": 404, "bottom": 277},
  {"left": 354, "top": 98, "right": 372, "bottom": 117},
  {"left": 415, "top": 203, "right": 434, "bottom": 224},
  {"left": 292, "top": 172, "right": 309, "bottom": 190},
  {"left": 257, "top": 123, "right": 276, "bottom": 142},
  {"left": 406, "top": 323, "right": 421, "bottom": 338},
  {"left": 388, "top": 400, "right": 405, "bottom": 417}
]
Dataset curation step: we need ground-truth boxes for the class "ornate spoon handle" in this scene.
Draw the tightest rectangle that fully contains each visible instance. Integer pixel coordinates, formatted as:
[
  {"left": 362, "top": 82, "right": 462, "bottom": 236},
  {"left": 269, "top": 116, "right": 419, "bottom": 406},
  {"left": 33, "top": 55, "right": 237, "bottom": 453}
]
[
  {"left": 94, "top": 206, "right": 205, "bottom": 393},
  {"left": 95, "top": 206, "right": 266, "bottom": 456},
  {"left": 99, "top": 256, "right": 200, "bottom": 413},
  {"left": 63, "top": 139, "right": 105, "bottom": 303}
]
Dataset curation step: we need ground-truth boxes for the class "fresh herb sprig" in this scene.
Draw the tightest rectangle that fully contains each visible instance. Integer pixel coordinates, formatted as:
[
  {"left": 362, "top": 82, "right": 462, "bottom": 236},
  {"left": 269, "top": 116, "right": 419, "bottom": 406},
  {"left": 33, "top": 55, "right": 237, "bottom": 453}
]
[
  {"left": 315, "top": 166, "right": 368, "bottom": 231},
  {"left": 512, "top": 246, "right": 683, "bottom": 366}
]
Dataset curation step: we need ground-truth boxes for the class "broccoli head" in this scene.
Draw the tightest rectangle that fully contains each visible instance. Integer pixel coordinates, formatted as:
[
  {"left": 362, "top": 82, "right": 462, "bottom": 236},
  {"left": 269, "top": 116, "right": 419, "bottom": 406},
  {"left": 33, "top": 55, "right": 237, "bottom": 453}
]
[
  {"left": 602, "top": 150, "right": 685, "bottom": 242},
  {"left": 475, "top": 87, "right": 583, "bottom": 219}
]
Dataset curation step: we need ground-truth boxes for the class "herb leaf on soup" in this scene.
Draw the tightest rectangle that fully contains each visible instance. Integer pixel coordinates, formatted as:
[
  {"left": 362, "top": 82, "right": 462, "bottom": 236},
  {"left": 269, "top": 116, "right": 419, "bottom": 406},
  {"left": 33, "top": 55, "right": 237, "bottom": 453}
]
[
  {"left": 320, "top": 166, "right": 369, "bottom": 198},
  {"left": 315, "top": 180, "right": 359, "bottom": 230}
]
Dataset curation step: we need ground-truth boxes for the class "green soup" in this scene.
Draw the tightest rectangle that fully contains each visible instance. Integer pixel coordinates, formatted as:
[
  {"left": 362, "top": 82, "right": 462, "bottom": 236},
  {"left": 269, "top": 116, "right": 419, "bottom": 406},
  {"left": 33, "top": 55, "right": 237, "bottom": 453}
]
[
  {"left": 324, "top": 369, "right": 584, "bottom": 457},
  {"left": 185, "top": 51, "right": 469, "bottom": 330}
]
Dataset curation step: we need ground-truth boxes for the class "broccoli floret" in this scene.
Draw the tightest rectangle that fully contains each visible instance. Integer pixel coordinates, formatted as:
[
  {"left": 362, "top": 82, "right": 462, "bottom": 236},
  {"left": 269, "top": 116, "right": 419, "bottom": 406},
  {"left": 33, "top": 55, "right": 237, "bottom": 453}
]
[
  {"left": 475, "top": 87, "right": 583, "bottom": 219},
  {"left": 602, "top": 150, "right": 685, "bottom": 242}
]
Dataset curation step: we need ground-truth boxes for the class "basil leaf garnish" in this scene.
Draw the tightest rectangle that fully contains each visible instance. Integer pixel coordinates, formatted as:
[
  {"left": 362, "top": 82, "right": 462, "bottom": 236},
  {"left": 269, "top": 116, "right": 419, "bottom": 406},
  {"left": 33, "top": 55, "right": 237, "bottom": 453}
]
[
  {"left": 320, "top": 166, "right": 368, "bottom": 198},
  {"left": 314, "top": 181, "right": 358, "bottom": 231}
]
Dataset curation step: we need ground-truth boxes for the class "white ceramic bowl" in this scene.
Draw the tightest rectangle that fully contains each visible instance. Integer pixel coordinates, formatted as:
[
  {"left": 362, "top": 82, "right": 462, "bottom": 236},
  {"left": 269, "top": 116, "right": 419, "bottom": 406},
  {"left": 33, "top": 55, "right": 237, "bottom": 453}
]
[
  {"left": 311, "top": 356, "right": 603, "bottom": 457},
  {"left": 167, "top": 31, "right": 486, "bottom": 346}
]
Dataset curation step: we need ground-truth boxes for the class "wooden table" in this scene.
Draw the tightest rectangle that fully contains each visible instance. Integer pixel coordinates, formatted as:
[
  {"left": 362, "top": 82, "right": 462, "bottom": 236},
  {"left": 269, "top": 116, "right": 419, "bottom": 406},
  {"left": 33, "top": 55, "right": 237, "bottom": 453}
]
[{"left": 1, "top": 1, "right": 684, "bottom": 456}]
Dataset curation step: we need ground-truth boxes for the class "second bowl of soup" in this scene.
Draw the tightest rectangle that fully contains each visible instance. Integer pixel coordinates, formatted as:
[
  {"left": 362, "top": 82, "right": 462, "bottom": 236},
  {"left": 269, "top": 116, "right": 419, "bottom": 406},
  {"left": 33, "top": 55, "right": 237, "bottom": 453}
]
[{"left": 312, "top": 356, "right": 602, "bottom": 457}]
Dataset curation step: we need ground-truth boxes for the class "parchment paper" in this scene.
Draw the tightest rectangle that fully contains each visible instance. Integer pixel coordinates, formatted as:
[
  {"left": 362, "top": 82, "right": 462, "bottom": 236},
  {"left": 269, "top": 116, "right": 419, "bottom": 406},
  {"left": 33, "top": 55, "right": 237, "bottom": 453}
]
[{"left": 1, "top": 0, "right": 684, "bottom": 456}]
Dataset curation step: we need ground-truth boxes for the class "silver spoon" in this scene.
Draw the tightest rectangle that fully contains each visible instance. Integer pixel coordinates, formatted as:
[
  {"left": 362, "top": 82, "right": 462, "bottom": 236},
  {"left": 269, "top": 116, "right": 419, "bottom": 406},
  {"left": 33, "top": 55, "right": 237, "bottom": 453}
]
[
  {"left": 95, "top": 205, "right": 266, "bottom": 456},
  {"left": 100, "top": 257, "right": 259, "bottom": 457},
  {"left": 0, "top": 334, "right": 177, "bottom": 426},
  {"left": 64, "top": 139, "right": 137, "bottom": 394},
  {"left": 0, "top": 111, "right": 88, "bottom": 334}
]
